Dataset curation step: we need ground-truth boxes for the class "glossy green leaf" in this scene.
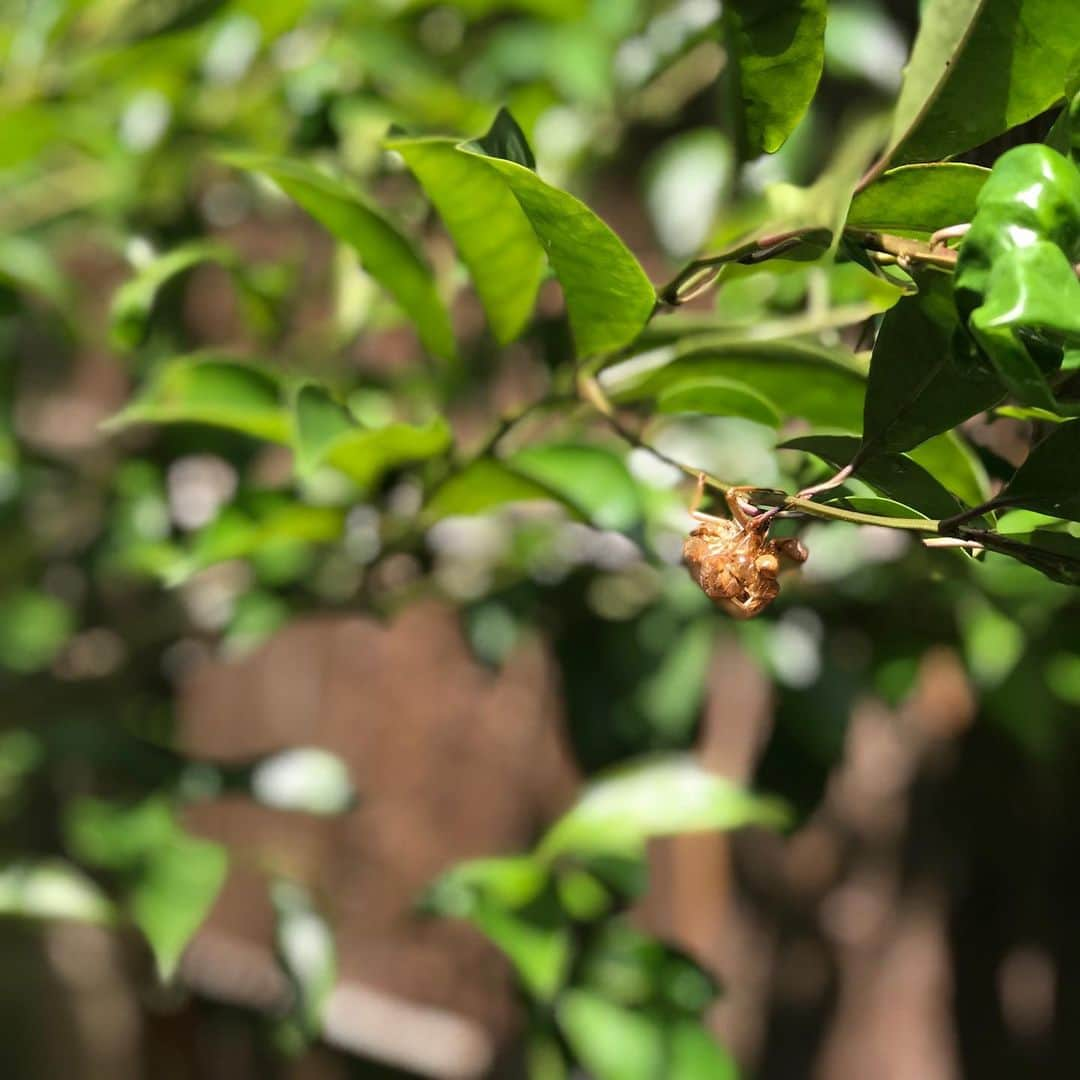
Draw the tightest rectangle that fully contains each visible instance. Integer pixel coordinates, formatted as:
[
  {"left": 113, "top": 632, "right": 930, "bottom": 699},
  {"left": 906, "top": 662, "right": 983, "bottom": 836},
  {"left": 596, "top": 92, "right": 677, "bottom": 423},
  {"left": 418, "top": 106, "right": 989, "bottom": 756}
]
[
  {"left": 110, "top": 242, "right": 234, "bottom": 350},
  {"left": 103, "top": 357, "right": 291, "bottom": 443},
  {"left": 425, "top": 459, "right": 580, "bottom": 520},
  {"left": 0, "top": 860, "right": 114, "bottom": 925},
  {"left": 470, "top": 105, "right": 537, "bottom": 169},
  {"left": 221, "top": 152, "right": 455, "bottom": 360},
  {"left": 657, "top": 378, "right": 782, "bottom": 428},
  {"left": 602, "top": 341, "right": 866, "bottom": 431},
  {"left": 538, "top": 755, "right": 789, "bottom": 862},
  {"left": 782, "top": 434, "right": 966, "bottom": 520},
  {"left": 847, "top": 163, "right": 989, "bottom": 235},
  {"left": 293, "top": 385, "right": 451, "bottom": 490},
  {"left": 390, "top": 135, "right": 545, "bottom": 344},
  {"left": 879, "top": 0, "right": 1080, "bottom": 171},
  {"left": 860, "top": 284, "right": 1002, "bottom": 455},
  {"left": 471, "top": 154, "right": 655, "bottom": 357},
  {"left": 508, "top": 444, "right": 641, "bottom": 530},
  {"left": 993, "top": 420, "right": 1080, "bottom": 521},
  {"left": 721, "top": 0, "right": 827, "bottom": 157}
]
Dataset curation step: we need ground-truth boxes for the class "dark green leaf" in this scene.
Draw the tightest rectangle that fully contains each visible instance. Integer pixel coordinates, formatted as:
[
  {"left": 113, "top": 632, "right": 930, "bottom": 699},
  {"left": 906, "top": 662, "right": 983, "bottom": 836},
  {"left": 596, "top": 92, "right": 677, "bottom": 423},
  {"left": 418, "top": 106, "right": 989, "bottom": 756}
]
[
  {"left": 220, "top": 152, "right": 455, "bottom": 361},
  {"left": 878, "top": 0, "right": 1080, "bottom": 171},
  {"left": 978, "top": 528, "right": 1080, "bottom": 585},
  {"left": 721, "top": 0, "right": 828, "bottom": 157},
  {"left": 993, "top": 419, "right": 1080, "bottom": 520},
  {"left": 388, "top": 134, "right": 546, "bottom": 343},
  {"left": 847, "top": 163, "right": 990, "bottom": 235},
  {"left": 472, "top": 106, "right": 536, "bottom": 169},
  {"left": 102, "top": 357, "right": 291, "bottom": 443},
  {"left": 471, "top": 153, "right": 655, "bottom": 356},
  {"left": 861, "top": 283, "right": 1002, "bottom": 455},
  {"left": 781, "top": 434, "right": 967, "bottom": 519}
]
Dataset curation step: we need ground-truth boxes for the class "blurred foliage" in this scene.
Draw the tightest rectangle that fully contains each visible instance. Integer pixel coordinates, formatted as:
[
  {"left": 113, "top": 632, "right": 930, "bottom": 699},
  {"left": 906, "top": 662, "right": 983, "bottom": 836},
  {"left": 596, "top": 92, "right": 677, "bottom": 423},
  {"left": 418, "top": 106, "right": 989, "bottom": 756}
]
[{"left": 3, "top": 0, "right": 1080, "bottom": 1075}]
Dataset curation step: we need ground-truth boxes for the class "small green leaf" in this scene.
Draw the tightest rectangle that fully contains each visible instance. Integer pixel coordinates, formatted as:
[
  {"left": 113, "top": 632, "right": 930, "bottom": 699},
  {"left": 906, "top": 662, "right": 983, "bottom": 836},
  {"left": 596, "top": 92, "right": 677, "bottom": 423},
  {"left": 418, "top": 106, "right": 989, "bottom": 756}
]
[
  {"left": 110, "top": 241, "right": 234, "bottom": 350},
  {"left": 508, "top": 444, "right": 641, "bottom": 530},
  {"left": 557, "top": 990, "right": 663, "bottom": 1080},
  {"left": 878, "top": 0, "right": 1080, "bottom": 171},
  {"left": 471, "top": 153, "right": 655, "bottom": 357},
  {"left": 847, "top": 163, "right": 990, "bottom": 235},
  {"left": 471, "top": 105, "right": 536, "bottom": 170},
  {"left": 221, "top": 152, "right": 455, "bottom": 360},
  {"left": 425, "top": 459, "right": 580, "bottom": 520},
  {"left": 657, "top": 378, "right": 782, "bottom": 428},
  {"left": 861, "top": 283, "right": 1002, "bottom": 455},
  {"left": 721, "top": 0, "right": 827, "bottom": 157},
  {"left": 390, "top": 134, "right": 546, "bottom": 343},
  {"left": 993, "top": 419, "right": 1080, "bottom": 521},
  {"left": 103, "top": 357, "right": 291, "bottom": 443},
  {"left": 538, "top": 755, "right": 789, "bottom": 862},
  {"left": 782, "top": 434, "right": 966, "bottom": 520},
  {"left": 293, "top": 384, "right": 354, "bottom": 476},
  {"left": 603, "top": 341, "right": 866, "bottom": 432}
]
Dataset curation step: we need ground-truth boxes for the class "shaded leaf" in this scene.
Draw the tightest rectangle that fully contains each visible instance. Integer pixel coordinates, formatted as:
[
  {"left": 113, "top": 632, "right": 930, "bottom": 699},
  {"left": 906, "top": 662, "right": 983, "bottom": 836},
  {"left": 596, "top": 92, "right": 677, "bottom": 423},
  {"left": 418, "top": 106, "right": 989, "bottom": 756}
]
[
  {"left": 782, "top": 434, "right": 967, "bottom": 520},
  {"left": 103, "top": 357, "right": 291, "bottom": 443},
  {"left": 907, "top": 432, "right": 990, "bottom": 507},
  {"left": 657, "top": 378, "right": 782, "bottom": 428},
  {"left": 847, "top": 163, "right": 989, "bottom": 235},
  {"left": 472, "top": 153, "right": 655, "bottom": 356},
  {"left": 221, "top": 152, "right": 455, "bottom": 360},
  {"left": 538, "top": 755, "right": 789, "bottom": 862},
  {"left": 978, "top": 528, "right": 1080, "bottom": 585},
  {"left": 471, "top": 105, "right": 536, "bottom": 169},
  {"left": 721, "top": 0, "right": 827, "bottom": 157},
  {"left": 993, "top": 419, "right": 1080, "bottom": 520}
]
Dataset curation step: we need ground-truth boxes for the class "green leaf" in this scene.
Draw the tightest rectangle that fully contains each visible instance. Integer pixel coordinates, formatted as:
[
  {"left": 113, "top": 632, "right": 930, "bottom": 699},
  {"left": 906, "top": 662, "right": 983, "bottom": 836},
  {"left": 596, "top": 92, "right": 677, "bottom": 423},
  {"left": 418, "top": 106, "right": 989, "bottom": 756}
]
[
  {"left": 220, "top": 152, "right": 455, "bottom": 360},
  {"left": 110, "top": 241, "right": 234, "bottom": 351},
  {"left": 860, "top": 284, "right": 1002, "bottom": 455},
  {"left": 978, "top": 528, "right": 1080, "bottom": 585},
  {"left": 721, "top": 0, "right": 827, "bottom": 157},
  {"left": 847, "top": 163, "right": 990, "bottom": 235},
  {"left": 993, "top": 419, "right": 1080, "bottom": 521},
  {"left": 907, "top": 431, "right": 990, "bottom": 508},
  {"left": 657, "top": 378, "right": 782, "bottom": 428},
  {"left": 557, "top": 991, "right": 663, "bottom": 1080},
  {"left": 602, "top": 341, "right": 866, "bottom": 431},
  {"left": 293, "top": 385, "right": 451, "bottom": 490},
  {"left": 425, "top": 459, "right": 581, "bottom": 520},
  {"left": 508, "top": 444, "right": 641, "bottom": 530},
  {"left": 131, "top": 829, "right": 227, "bottom": 980},
  {"left": 879, "top": 0, "right": 1080, "bottom": 171},
  {"left": 103, "top": 357, "right": 291, "bottom": 443},
  {"left": 272, "top": 880, "right": 336, "bottom": 1036},
  {"left": 471, "top": 105, "right": 536, "bottom": 170},
  {"left": 538, "top": 755, "right": 789, "bottom": 862},
  {"left": 782, "top": 434, "right": 967, "bottom": 520},
  {"left": 0, "top": 860, "right": 115, "bottom": 925},
  {"left": 667, "top": 1021, "right": 740, "bottom": 1079},
  {"left": 470, "top": 153, "right": 655, "bottom": 357},
  {"left": 0, "top": 590, "right": 74, "bottom": 674},
  {"left": 389, "top": 134, "right": 546, "bottom": 344},
  {"left": 247, "top": 748, "right": 355, "bottom": 815}
]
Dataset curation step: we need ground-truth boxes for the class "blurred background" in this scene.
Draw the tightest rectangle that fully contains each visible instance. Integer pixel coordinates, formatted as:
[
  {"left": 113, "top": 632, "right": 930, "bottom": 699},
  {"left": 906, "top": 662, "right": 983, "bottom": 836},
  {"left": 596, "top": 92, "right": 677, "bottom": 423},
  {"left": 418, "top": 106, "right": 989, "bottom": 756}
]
[{"left": 3, "top": 0, "right": 1080, "bottom": 1077}]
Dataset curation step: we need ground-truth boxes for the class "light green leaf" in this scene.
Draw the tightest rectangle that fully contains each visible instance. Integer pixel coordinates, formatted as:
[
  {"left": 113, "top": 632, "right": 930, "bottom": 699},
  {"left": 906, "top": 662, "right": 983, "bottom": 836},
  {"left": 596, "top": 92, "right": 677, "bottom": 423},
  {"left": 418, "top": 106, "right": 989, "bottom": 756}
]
[
  {"left": 390, "top": 134, "right": 546, "bottom": 343},
  {"left": 602, "top": 341, "right": 866, "bottom": 431},
  {"left": 508, "top": 444, "right": 641, "bottom": 530},
  {"left": 471, "top": 153, "right": 655, "bottom": 357},
  {"left": 557, "top": 991, "right": 662, "bottom": 1080},
  {"left": 721, "top": 0, "right": 827, "bottom": 157},
  {"left": 538, "top": 755, "right": 789, "bottom": 862},
  {"left": 847, "top": 163, "right": 990, "bottom": 235},
  {"left": 878, "top": 0, "right": 1080, "bottom": 172},
  {"left": 103, "top": 357, "right": 291, "bottom": 443},
  {"left": 657, "top": 377, "right": 783, "bottom": 428},
  {"left": 221, "top": 152, "right": 455, "bottom": 360},
  {"left": 110, "top": 241, "right": 234, "bottom": 350},
  {"left": 907, "top": 431, "right": 990, "bottom": 507},
  {"left": 0, "top": 860, "right": 115, "bottom": 925},
  {"left": 0, "top": 590, "right": 74, "bottom": 674},
  {"left": 425, "top": 459, "right": 580, "bottom": 520}
]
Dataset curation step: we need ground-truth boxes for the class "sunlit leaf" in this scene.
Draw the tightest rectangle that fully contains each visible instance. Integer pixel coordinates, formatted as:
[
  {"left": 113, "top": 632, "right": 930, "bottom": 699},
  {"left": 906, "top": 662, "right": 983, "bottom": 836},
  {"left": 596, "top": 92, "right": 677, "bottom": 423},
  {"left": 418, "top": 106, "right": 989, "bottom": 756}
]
[
  {"left": 557, "top": 990, "right": 663, "bottom": 1080},
  {"left": 847, "top": 163, "right": 989, "bottom": 235},
  {"left": 425, "top": 459, "right": 580, "bottom": 520},
  {"left": 103, "top": 357, "right": 291, "bottom": 443},
  {"left": 220, "top": 152, "right": 455, "bottom": 360},
  {"left": 992, "top": 419, "right": 1080, "bottom": 521},
  {"left": 538, "top": 755, "right": 789, "bottom": 862},
  {"left": 0, "top": 860, "right": 114, "bottom": 925},
  {"left": 721, "top": 0, "right": 827, "bottom": 158}
]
